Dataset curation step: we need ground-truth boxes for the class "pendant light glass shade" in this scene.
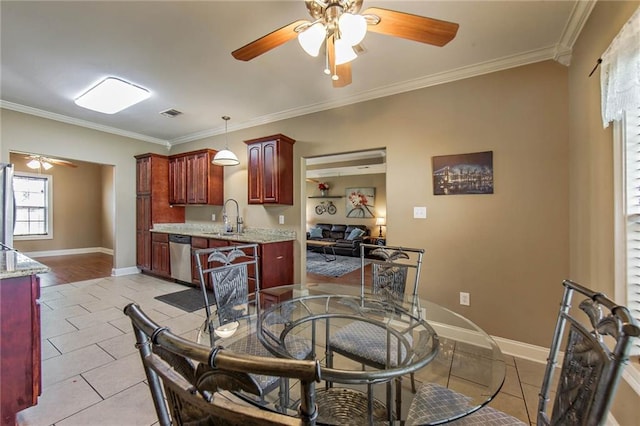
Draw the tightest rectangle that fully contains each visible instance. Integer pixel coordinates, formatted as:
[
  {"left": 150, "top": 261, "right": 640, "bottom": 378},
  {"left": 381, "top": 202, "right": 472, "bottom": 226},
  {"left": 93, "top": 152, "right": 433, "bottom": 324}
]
[
  {"left": 213, "top": 116, "right": 239, "bottom": 166},
  {"left": 213, "top": 149, "right": 239, "bottom": 166}
]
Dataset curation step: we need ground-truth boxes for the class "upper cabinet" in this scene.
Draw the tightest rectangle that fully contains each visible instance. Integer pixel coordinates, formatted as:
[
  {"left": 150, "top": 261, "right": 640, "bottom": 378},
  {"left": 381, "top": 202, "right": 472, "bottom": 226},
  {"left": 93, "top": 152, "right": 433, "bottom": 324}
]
[
  {"left": 245, "top": 134, "right": 295, "bottom": 205},
  {"left": 169, "top": 149, "right": 224, "bottom": 205}
]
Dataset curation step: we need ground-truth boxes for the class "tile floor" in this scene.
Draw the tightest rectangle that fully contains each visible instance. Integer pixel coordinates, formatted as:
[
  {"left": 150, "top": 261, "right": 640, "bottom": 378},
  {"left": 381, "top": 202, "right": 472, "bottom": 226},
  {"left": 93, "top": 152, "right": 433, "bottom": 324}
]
[{"left": 17, "top": 274, "right": 546, "bottom": 425}]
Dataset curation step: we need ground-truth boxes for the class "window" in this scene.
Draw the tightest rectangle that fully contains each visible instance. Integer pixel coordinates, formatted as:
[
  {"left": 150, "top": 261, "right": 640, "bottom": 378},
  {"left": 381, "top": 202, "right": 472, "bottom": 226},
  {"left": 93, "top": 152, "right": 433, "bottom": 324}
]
[
  {"left": 616, "top": 108, "right": 640, "bottom": 356},
  {"left": 13, "top": 172, "right": 53, "bottom": 240}
]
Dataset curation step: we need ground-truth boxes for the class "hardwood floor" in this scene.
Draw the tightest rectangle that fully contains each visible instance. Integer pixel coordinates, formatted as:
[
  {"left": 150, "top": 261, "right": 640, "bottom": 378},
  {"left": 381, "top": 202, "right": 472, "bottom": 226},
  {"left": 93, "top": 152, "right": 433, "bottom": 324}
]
[
  {"left": 35, "top": 250, "right": 361, "bottom": 288},
  {"left": 35, "top": 252, "right": 113, "bottom": 287}
]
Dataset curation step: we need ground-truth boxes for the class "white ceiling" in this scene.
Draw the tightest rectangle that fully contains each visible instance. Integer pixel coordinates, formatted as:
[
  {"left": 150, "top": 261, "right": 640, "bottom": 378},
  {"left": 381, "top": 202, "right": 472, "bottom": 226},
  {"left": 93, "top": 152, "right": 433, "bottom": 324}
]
[{"left": 0, "top": 1, "right": 593, "bottom": 147}]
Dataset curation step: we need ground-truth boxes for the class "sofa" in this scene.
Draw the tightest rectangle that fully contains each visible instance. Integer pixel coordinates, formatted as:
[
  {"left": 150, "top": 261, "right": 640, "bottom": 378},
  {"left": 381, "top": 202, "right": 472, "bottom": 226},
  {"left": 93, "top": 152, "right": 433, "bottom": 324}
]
[{"left": 307, "top": 223, "right": 370, "bottom": 257}]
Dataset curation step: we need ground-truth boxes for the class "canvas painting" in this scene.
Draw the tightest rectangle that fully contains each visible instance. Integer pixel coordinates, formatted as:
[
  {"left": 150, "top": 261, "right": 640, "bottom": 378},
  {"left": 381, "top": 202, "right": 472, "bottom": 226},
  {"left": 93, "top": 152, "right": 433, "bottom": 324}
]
[
  {"left": 432, "top": 151, "right": 494, "bottom": 195},
  {"left": 346, "top": 187, "right": 375, "bottom": 218}
]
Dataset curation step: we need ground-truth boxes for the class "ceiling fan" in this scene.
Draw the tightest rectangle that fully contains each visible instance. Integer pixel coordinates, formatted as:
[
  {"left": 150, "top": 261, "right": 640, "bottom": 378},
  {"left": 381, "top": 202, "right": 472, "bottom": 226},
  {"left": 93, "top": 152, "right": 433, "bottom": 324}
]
[
  {"left": 232, "top": 0, "right": 459, "bottom": 88},
  {"left": 24, "top": 155, "right": 78, "bottom": 170}
]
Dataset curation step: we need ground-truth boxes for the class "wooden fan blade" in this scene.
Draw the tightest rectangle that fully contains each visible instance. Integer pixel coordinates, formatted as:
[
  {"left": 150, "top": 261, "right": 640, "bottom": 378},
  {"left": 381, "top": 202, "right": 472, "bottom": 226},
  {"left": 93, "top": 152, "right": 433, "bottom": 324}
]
[
  {"left": 48, "top": 158, "right": 77, "bottom": 168},
  {"left": 333, "top": 63, "right": 352, "bottom": 88},
  {"left": 232, "top": 20, "right": 309, "bottom": 61},
  {"left": 327, "top": 35, "right": 352, "bottom": 88},
  {"left": 363, "top": 7, "right": 459, "bottom": 47}
]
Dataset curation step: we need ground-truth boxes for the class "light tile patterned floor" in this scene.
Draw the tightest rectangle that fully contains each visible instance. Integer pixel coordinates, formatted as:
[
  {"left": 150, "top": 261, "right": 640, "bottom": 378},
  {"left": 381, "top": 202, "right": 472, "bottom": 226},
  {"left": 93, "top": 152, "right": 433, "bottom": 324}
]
[{"left": 17, "top": 274, "right": 544, "bottom": 425}]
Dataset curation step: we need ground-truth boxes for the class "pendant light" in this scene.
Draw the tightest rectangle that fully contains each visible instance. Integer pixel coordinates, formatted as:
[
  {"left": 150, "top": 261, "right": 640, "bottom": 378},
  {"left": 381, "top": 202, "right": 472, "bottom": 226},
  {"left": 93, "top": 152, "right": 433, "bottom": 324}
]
[{"left": 212, "top": 116, "right": 240, "bottom": 166}]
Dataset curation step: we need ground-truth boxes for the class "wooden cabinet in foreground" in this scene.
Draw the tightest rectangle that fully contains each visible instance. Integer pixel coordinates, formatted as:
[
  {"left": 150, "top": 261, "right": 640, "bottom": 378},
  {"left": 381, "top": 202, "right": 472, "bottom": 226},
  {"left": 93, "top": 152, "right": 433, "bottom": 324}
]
[
  {"left": 245, "top": 134, "right": 295, "bottom": 205},
  {"left": 0, "top": 275, "right": 41, "bottom": 426},
  {"left": 169, "top": 149, "right": 224, "bottom": 205}
]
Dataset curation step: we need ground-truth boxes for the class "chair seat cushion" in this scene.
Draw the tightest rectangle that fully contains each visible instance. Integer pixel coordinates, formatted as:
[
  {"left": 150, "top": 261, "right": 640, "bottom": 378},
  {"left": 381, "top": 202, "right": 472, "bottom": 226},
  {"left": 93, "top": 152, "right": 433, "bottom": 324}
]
[
  {"left": 227, "top": 333, "right": 312, "bottom": 391},
  {"left": 406, "top": 383, "right": 526, "bottom": 426},
  {"left": 329, "top": 321, "right": 412, "bottom": 366}
]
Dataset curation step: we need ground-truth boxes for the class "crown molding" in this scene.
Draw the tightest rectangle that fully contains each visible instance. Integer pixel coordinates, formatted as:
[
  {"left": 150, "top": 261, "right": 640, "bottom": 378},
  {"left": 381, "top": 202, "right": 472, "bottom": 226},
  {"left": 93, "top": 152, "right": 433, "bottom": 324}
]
[
  {"left": 171, "top": 45, "right": 563, "bottom": 146},
  {"left": 0, "top": 100, "right": 170, "bottom": 147}
]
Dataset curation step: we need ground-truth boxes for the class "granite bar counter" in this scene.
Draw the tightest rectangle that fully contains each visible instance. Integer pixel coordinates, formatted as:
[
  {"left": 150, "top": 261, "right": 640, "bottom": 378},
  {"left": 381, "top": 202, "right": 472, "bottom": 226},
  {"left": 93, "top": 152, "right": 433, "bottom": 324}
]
[
  {"left": 151, "top": 223, "right": 296, "bottom": 244},
  {"left": 0, "top": 249, "right": 50, "bottom": 279}
]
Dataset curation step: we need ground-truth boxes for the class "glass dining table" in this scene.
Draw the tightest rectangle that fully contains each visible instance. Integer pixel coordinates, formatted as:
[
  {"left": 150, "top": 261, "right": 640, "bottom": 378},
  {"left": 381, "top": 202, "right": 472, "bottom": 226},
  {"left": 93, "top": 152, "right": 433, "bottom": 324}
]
[{"left": 198, "top": 282, "right": 506, "bottom": 425}]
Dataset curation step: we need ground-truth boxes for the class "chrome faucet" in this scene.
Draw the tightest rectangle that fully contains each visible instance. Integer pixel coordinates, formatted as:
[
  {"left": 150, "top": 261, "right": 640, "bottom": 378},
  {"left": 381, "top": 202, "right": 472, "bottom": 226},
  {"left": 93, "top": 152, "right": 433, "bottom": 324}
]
[{"left": 222, "top": 198, "right": 243, "bottom": 233}]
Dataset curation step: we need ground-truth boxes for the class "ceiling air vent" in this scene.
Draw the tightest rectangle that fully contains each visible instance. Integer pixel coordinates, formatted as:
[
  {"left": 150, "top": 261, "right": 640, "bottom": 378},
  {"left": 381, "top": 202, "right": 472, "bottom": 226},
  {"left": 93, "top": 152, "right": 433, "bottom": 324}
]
[{"left": 160, "top": 108, "right": 182, "bottom": 118}]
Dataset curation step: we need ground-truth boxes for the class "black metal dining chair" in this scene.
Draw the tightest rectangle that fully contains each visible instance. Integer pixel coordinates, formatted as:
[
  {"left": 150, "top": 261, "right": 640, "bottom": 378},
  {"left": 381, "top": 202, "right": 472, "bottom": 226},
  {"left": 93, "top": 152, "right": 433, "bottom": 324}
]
[
  {"left": 326, "top": 243, "right": 425, "bottom": 420},
  {"left": 405, "top": 279, "right": 640, "bottom": 425},
  {"left": 194, "top": 244, "right": 312, "bottom": 409},
  {"left": 124, "top": 303, "right": 321, "bottom": 426}
]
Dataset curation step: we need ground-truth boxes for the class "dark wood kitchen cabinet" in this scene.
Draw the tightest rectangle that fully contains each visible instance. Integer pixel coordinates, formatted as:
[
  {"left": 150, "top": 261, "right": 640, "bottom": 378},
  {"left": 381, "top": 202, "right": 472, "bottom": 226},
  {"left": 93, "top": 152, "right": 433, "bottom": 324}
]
[
  {"left": 1, "top": 274, "right": 41, "bottom": 426},
  {"left": 168, "top": 150, "right": 224, "bottom": 205},
  {"left": 135, "top": 154, "right": 184, "bottom": 272},
  {"left": 189, "top": 237, "right": 293, "bottom": 292},
  {"left": 151, "top": 233, "right": 171, "bottom": 277},
  {"left": 245, "top": 134, "right": 295, "bottom": 205}
]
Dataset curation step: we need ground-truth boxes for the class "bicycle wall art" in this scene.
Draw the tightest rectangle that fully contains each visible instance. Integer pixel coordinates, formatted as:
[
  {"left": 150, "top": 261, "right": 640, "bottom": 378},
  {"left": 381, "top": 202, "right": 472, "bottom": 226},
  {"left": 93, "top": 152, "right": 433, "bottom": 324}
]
[{"left": 346, "top": 187, "right": 375, "bottom": 218}]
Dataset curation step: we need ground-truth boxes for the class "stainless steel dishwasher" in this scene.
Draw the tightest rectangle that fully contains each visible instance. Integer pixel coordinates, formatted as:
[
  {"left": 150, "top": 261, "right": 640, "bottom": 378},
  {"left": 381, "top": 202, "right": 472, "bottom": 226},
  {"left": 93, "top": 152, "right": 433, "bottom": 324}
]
[{"left": 169, "top": 234, "right": 191, "bottom": 283}]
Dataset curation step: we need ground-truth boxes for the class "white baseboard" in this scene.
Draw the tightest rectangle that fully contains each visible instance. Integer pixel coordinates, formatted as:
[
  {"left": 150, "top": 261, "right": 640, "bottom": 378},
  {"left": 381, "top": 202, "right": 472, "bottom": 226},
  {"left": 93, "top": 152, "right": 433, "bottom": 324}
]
[
  {"left": 25, "top": 247, "right": 113, "bottom": 258},
  {"left": 112, "top": 266, "right": 140, "bottom": 276}
]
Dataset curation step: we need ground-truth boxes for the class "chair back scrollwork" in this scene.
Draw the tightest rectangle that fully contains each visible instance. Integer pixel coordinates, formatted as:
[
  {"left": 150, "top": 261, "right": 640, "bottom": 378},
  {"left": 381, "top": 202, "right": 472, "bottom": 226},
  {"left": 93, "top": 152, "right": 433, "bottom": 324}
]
[
  {"left": 538, "top": 280, "right": 640, "bottom": 426},
  {"left": 124, "top": 303, "right": 320, "bottom": 426}
]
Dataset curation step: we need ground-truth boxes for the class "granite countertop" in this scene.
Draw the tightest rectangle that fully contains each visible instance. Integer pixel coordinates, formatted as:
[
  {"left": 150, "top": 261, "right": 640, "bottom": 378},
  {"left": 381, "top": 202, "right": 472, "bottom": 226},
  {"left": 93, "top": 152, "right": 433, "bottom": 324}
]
[
  {"left": 151, "top": 223, "right": 296, "bottom": 244},
  {"left": 0, "top": 250, "right": 50, "bottom": 280}
]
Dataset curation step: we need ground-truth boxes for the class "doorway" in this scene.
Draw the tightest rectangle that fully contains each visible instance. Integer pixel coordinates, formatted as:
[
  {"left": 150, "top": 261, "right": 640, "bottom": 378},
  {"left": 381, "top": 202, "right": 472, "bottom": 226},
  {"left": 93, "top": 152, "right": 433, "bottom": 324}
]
[{"left": 9, "top": 151, "right": 115, "bottom": 283}]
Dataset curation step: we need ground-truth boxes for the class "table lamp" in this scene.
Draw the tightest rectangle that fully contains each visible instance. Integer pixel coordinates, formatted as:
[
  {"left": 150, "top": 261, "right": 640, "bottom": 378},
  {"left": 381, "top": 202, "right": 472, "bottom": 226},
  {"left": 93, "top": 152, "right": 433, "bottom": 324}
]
[{"left": 375, "top": 217, "right": 386, "bottom": 238}]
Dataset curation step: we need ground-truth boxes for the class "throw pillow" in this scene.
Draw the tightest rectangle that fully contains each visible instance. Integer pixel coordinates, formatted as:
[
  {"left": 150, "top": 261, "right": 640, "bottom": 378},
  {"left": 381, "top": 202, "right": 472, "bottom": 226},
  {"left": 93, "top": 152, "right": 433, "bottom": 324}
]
[
  {"left": 309, "top": 227, "right": 323, "bottom": 238},
  {"left": 346, "top": 228, "right": 365, "bottom": 240}
]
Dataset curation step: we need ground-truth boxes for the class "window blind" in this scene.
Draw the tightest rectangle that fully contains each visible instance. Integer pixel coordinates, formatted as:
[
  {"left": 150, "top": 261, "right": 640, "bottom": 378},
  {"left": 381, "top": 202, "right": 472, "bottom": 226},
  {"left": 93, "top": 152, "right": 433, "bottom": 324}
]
[{"left": 625, "top": 107, "right": 640, "bottom": 355}]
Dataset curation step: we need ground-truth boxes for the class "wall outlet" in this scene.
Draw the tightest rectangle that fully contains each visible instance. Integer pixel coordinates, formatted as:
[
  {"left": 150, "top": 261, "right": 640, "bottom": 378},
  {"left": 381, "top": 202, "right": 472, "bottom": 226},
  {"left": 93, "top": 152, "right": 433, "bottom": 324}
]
[
  {"left": 211, "top": 213, "right": 216, "bottom": 221},
  {"left": 414, "top": 206, "right": 427, "bottom": 219},
  {"left": 279, "top": 215, "right": 285, "bottom": 225},
  {"left": 460, "top": 292, "right": 470, "bottom": 306}
]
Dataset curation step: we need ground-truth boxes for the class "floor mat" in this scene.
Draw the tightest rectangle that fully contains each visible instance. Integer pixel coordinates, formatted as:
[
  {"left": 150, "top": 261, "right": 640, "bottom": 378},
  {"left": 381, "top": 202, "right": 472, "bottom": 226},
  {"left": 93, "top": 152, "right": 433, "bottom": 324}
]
[{"left": 154, "top": 287, "right": 214, "bottom": 313}]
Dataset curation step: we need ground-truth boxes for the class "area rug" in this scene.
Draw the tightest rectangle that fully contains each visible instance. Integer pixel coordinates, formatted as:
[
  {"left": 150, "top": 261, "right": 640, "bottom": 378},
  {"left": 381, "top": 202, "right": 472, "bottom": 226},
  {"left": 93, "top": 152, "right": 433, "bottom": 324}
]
[
  {"left": 155, "top": 287, "right": 214, "bottom": 313},
  {"left": 306, "top": 251, "right": 370, "bottom": 277}
]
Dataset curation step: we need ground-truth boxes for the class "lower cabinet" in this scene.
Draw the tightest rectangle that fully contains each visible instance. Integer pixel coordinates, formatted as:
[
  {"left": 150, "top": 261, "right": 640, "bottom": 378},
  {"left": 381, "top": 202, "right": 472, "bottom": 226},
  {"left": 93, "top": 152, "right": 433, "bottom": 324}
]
[
  {"left": 151, "top": 233, "right": 171, "bottom": 278},
  {"left": 1, "top": 275, "right": 41, "bottom": 426}
]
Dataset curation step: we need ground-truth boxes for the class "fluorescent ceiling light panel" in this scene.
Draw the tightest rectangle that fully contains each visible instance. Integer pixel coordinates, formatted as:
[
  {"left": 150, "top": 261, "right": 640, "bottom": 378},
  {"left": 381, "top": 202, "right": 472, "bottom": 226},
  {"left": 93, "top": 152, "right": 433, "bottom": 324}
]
[{"left": 75, "top": 77, "right": 151, "bottom": 114}]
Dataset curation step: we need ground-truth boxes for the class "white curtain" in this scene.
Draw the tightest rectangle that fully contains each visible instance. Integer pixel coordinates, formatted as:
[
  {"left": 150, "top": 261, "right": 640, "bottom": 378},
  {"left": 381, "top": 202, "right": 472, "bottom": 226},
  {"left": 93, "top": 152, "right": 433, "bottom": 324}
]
[{"left": 601, "top": 6, "right": 640, "bottom": 128}]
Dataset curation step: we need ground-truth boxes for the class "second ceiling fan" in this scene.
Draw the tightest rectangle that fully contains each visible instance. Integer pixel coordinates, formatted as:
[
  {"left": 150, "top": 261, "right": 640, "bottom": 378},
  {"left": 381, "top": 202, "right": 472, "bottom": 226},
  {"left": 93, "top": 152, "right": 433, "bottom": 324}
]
[{"left": 232, "top": 0, "right": 459, "bottom": 88}]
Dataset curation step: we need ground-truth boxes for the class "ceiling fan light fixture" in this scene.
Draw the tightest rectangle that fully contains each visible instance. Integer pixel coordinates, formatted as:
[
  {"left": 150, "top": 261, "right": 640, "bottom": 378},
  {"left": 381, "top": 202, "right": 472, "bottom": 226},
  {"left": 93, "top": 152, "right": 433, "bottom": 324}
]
[
  {"left": 212, "top": 116, "right": 240, "bottom": 166},
  {"left": 298, "top": 22, "right": 326, "bottom": 57},
  {"left": 74, "top": 77, "right": 151, "bottom": 114},
  {"left": 334, "top": 38, "right": 357, "bottom": 65},
  {"left": 338, "top": 13, "right": 367, "bottom": 46},
  {"left": 41, "top": 161, "right": 53, "bottom": 170},
  {"left": 26, "top": 159, "right": 41, "bottom": 169}
]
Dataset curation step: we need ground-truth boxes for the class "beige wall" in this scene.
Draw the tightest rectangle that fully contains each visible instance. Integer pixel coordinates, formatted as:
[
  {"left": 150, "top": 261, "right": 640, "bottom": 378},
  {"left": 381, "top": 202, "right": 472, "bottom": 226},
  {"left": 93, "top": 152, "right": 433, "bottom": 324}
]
[
  {"left": 101, "top": 165, "right": 115, "bottom": 250},
  {"left": 567, "top": 0, "right": 640, "bottom": 422},
  {"left": 176, "top": 59, "right": 570, "bottom": 348}
]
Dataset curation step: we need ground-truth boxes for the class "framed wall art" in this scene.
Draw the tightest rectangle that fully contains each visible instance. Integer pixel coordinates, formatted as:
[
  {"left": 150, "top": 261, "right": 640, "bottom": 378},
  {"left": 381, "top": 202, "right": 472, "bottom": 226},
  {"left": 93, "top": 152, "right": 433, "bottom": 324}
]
[
  {"left": 346, "top": 187, "right": 375, "bottom": 218},
  {"left": 432, "top": 151, "right": 494, "bottom": 195}
]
